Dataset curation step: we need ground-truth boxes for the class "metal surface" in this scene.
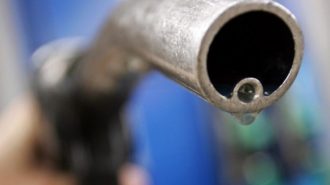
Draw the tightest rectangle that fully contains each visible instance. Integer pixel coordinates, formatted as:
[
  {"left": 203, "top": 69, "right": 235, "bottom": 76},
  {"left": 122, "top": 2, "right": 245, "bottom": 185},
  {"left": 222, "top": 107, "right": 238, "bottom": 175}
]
[{"left": 78, "top": 0, "right": 303, "bottom": 115}]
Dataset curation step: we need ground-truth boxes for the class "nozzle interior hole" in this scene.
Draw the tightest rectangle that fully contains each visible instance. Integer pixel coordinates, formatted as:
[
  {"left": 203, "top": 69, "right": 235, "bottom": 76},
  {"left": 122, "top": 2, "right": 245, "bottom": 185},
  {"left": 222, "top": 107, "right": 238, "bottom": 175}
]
[{"left": 207, "top": 11, "right": 295, "bottom": 97}]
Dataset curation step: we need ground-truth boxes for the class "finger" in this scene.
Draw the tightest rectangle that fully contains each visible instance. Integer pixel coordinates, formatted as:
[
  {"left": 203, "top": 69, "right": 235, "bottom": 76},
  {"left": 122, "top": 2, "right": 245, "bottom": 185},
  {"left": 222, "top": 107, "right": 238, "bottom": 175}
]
[
  {"left": 119, "top": 165, "right": 149, "bottom": 185},
  {"left": 0, "top": 95, "right": 41, "bottom": 172},
  {"left": 0, "top": 170, "right": 75, "bottom": 185}
]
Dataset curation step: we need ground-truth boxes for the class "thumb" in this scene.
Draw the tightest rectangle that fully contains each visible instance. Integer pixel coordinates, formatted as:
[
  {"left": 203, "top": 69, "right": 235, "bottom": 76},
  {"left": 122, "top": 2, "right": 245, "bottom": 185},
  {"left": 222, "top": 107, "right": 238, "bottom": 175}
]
[{"left": 0, "top": 95, "right": 41, "bottom": 172}]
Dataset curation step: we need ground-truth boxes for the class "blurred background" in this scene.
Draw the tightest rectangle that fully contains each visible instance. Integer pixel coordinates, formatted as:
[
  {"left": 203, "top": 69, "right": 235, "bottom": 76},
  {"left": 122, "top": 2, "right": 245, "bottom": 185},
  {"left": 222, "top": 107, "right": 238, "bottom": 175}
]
[{"left": 0, "top": 0, "right": 330, "bottom": 185}]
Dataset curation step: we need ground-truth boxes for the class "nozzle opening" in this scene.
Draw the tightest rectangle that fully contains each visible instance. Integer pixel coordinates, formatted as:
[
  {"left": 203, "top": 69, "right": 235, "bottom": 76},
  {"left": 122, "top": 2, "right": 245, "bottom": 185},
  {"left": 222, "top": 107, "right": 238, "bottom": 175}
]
[{"left": 207, "top": 11, "right": 295, "bottom": 97}]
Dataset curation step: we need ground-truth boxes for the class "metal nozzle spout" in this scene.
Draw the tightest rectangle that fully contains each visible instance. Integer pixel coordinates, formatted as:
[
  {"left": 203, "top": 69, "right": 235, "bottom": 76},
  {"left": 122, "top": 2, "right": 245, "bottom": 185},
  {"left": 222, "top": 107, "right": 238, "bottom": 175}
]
[{"left": 76, "top": 0, "right": 303, "bottom": 118}]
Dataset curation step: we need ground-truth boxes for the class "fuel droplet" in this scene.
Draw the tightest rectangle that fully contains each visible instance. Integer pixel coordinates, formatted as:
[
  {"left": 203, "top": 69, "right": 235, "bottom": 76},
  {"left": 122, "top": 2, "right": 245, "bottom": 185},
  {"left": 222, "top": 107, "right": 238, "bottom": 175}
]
[
  {"left": 232, "top": 112, "right": 260, "bottom": 125},
  {"left": 238, "top": 83, "right": 256, "bottom": 103}
]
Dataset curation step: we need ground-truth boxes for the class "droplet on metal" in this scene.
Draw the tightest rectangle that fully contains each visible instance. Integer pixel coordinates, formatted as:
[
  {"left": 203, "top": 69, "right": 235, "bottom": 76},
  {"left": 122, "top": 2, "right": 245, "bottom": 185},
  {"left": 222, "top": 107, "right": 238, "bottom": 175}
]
[
  {"left": 238, "top": 83, "right": 256, "bottom": 103},
  {"left": 232, "top": 112, "right": 260, "bottom": 125}
]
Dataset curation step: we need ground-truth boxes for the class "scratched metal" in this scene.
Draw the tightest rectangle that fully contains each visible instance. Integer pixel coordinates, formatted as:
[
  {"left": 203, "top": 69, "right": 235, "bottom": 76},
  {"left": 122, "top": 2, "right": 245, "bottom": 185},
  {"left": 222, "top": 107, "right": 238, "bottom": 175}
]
[{"left": 79, "top": 0, "right": 304, "bottom": 114}]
